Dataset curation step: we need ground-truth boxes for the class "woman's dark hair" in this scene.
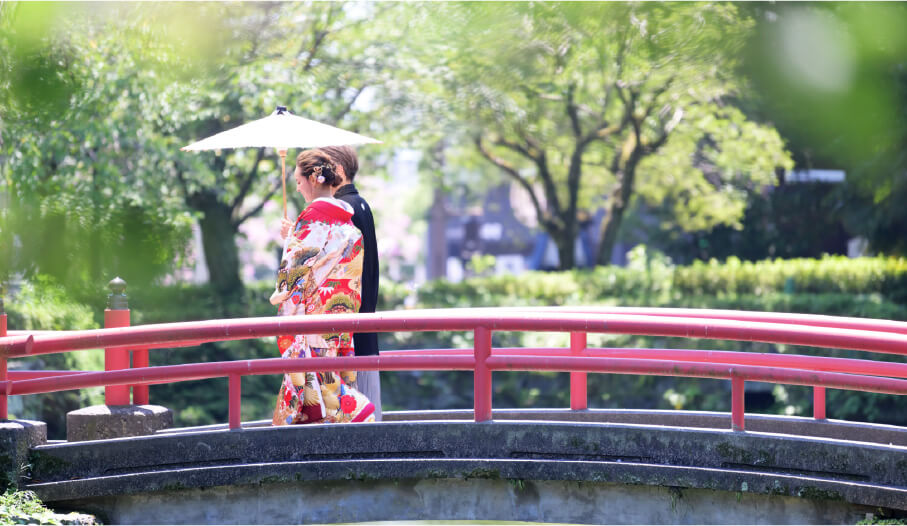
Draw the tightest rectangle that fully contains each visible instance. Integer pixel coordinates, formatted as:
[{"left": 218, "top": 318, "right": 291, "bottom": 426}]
[
  {"left": 320, "top": 145, "right": 358, "bottom": 181},
  {"left": 296, "top": 149, "right": 342, "bottom": 187}
]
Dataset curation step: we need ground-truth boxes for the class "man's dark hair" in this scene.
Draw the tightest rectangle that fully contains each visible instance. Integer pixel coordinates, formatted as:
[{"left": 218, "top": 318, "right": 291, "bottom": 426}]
[{"left": 321, "top": 145, "right": 359, "bottom": 181}]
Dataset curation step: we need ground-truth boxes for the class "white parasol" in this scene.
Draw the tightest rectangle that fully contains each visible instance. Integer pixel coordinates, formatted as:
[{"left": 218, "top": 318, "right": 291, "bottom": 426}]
[{"left": 181, "top": 106, "right": 381, "bottom": 218}]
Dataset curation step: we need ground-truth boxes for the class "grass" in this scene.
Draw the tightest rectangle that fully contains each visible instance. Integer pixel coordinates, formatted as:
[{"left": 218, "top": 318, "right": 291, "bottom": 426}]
[{"left": 0, "top": 490, "right": 97, "bottom": 525}]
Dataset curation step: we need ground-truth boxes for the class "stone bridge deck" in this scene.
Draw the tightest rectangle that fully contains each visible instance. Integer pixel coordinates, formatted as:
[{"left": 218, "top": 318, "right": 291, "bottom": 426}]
[{"left": 21, "top": 410, "right": 907, "bottom": 524}]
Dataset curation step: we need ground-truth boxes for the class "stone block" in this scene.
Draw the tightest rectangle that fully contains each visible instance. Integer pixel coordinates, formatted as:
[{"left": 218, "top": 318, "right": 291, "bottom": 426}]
[
  {"left": 0, "top": 420, "right": 47, "bottom": 488},
  {"left": 66, "top": 405, "right": 172, "bottom": 442}
]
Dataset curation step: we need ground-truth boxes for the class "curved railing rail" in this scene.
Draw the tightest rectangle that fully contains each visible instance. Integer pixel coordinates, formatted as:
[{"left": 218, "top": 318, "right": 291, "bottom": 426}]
[{"left": 2, "top": 307, "right": 907, "bottom": 432}]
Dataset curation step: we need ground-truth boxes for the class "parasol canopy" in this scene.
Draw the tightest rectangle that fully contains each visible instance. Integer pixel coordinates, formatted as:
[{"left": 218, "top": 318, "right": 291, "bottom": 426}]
[
  {"left": 181, "top": 106, "right": 380, "bottom": 218},
  {"left": 181, "top": 106, "right": 380, "bottom": 152}
]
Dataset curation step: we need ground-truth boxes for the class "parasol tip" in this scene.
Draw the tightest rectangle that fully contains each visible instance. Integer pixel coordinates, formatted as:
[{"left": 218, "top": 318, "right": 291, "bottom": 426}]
[{"left": 276, "top": 106, "right": 288, "bottom": 114}]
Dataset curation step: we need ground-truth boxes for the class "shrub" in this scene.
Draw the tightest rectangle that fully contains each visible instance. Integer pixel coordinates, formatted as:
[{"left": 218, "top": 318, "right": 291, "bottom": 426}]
[
  {"left": 673, "top": 255, "right": 907, "bottom": 302},
  {"left": 5, "top": 277, "right": 103, "bottom": 439},
  {"left": 0, "top": 490, "right": 97, "bottom": 524}
]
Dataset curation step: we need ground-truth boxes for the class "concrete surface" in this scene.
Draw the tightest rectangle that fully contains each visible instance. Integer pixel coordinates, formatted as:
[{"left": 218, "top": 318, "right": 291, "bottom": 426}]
[
  {"left": 30, "top": 421, "right": 907, "bottom": 488},
  {"left": 65, "top": 405, "right": 172, "bottom": 442},
  {"left": 383, "top": 408, "right": 907, "bottom": 447},
  {"left": 52, "top": 477, "right": 881, "bottom": 525},
  {"left": 24, "top": 420, "right": 907, "bottom": 522},
  {"left": 0, "top": 419, "right": 46, "bottom": 488}
]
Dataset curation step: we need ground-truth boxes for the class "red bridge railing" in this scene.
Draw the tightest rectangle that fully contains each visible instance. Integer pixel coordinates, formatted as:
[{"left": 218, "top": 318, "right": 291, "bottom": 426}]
[{"left": 2, "top": 306, "right": 907, "bottom": 432}]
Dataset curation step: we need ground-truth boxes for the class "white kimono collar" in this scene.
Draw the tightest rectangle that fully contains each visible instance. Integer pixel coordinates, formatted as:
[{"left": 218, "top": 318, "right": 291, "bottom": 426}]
[{"left": 312, "top": 197, "right": 354, "bottom": 215}]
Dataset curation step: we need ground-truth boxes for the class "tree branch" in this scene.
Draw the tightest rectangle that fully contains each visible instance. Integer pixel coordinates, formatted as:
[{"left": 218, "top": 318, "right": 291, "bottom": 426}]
[
  {"left": 298, "top": 4, "right": 339, "bottom": 72},
  {"left": 493, "top": 134, "right": 562, "bottom": 218},
  {"left": 475, "top": 136, "right": 554, "bottom": 231},
  {"left": 231, "top": 147, "right": 266, "bottom": 212},
  {"left": 566, "top": 83, "right": 582, "bottom": 138},
  {"left": 495, "top": 135, "right": 538, "bottom": 162},
  {"left": 332, "top": 85, "right": 367, "bottom": 123},
  {"left": 644, "top": 107, "right": 683, "bottom": 154},
  {"left": 640, "top": 76, "right": 676, "bottom": 123},
  {"left": 581, "top": 85, "right": 634, "bottom": 147},
  {"left": 174, "top": 165, "right": 190, "bottom": 199},
  {"left": 600, "top": 27, "right": 629, "bottom": 123},
  {"left": 234, "top": 180, "right": 282, "bottom": 227}
]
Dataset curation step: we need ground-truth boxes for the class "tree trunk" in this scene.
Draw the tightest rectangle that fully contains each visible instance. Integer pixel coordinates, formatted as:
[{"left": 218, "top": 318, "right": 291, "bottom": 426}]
[
  {"left": 190, "top": 190, "right": 244, "bottom": 301},
  {"left": 596, "top": 149, "right": 642, "bottom": 266},
  {"left": 552, "top": 227, "right": 576, "bottom": 270},
  {"left": 596, "top": 193, "right": 626, "bottom": 266},
  {"left": 427, "top": 187, "right": 448, "bottom": 280}
]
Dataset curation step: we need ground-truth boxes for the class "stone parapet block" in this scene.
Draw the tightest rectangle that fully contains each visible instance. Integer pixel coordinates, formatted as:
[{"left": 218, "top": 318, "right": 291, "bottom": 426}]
[
  {"left": 0, "top": 420, "right": 47, "bottom": 488},
  {"left": 66, "top": 405, "right": 172, "bottom": 442}
]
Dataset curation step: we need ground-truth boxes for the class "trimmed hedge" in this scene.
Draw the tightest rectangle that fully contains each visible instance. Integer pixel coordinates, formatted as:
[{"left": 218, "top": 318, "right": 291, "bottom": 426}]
[
  {"left": 385, "top": 255, "right": 907, "bottom": 315},
  {"left": 674, "top": 256, "right": 907, "bottom": 302}
]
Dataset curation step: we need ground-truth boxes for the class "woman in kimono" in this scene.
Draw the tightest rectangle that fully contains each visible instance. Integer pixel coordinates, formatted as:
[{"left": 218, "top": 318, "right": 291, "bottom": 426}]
[{"left": 270, "top": 149, "right": 375, "bottom": 425}]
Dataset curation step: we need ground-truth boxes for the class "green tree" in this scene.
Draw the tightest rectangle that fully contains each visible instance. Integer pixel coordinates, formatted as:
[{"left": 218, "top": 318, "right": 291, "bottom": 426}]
[
  {"left": 744, "top": 2, "right": 907, "bottom": 256},
  {"left": 408, "top": 2, "right": 791, "bottom": 269},
  {"left": 2, "top": 3, "right": 403, "bottom": 300},
  {"left": 1, "top": 3, "right": 196, "bottom": 292}
]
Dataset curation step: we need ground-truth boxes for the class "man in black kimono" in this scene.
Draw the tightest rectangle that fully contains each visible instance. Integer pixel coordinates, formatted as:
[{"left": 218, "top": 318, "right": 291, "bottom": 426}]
[{"left": 323, "top": 145, "right": 382, "bottom": 420}]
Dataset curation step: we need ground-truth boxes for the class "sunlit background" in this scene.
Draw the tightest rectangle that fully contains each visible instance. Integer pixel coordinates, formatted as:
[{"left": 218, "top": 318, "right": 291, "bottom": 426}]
[{"left": 2, "top": 2, "right": 907, "bottom": 436}]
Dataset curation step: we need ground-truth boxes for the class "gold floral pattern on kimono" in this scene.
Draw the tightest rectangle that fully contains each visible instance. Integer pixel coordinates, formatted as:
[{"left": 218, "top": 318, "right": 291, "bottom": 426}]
[{"left": 270, "top": 198, "right": 374, "bottom": 426}]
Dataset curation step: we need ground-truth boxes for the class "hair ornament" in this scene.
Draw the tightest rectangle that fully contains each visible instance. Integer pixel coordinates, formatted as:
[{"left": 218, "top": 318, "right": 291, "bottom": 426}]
[{"left": 311, "top": 164, "right": 324, "bottom": 183}]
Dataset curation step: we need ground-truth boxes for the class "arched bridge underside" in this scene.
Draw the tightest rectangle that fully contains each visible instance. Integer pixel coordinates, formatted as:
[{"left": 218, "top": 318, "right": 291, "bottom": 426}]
[{"left": 27, "top": 410, "right": 907, "bottom": 525}]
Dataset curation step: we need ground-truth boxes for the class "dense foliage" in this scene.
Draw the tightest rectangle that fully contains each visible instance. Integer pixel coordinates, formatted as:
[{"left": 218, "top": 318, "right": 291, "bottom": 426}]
[
  {"left": 744, "top": 3, "right": 907, "bottom": 257},
  {"left": 1, "top": 3, "right": 411, "bottom": 297},
  {"left": 401, "top": 2, "right": 792, "bottom": 268}
]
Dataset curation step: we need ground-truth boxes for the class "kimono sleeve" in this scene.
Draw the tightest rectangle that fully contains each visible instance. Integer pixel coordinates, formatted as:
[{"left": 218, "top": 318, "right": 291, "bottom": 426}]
[{"left": 271, "top": 220, "right": 326, "bottom": 306}]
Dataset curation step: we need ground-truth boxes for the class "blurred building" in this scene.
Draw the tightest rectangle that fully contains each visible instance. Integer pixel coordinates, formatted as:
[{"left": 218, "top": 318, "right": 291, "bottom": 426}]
[{"left": 426, "top": 183, "right": 627, "bottom": 282}]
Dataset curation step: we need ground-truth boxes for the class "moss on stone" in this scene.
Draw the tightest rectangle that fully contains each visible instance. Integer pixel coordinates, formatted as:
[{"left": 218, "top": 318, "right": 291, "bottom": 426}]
[
  {"left": 160, "top": 482, "right": 186, "bottom": 492},
  {"left": 796, "top": 486, "right": 843, "bottom": 501},
  {"left": 768, "top": 479, "right": 788, "bottom": 496},
  {"left": 715, "top": 442, "right": 753, "bottom": 464},
  {"left": 258, "top": 475, "right": 289, "bottom": 485},
  {"left": 508, "top": 478, "right": 526, "bottom": 491},
  {"left": 344, "top": 471, "right": 380, "bottom": 482},
  {"left": 895, "top": 459, "right": 907, "bottom": 473},
  {"left": 26, "top": 451, "right": 71, "bottom": 481},
  {"left": 460, "top": 467, "right": 500, "bottom": 480},
  {"left": 754, "top": 449, "right": 776, "bottom": 467},
  {"left": 619, "top": 473, "right": 644, "bottom": 485}
]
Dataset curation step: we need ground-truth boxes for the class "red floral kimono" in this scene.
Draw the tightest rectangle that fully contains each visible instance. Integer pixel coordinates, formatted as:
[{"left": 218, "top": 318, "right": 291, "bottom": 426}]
[{"left": 270, "top": 197, "right": 375, "bottom": 425}]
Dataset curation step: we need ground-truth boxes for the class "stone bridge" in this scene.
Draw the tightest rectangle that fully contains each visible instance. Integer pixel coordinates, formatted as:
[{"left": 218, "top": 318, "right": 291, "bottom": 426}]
[{"left": 15, "top": 410, "right": 907, "bottom": 524}]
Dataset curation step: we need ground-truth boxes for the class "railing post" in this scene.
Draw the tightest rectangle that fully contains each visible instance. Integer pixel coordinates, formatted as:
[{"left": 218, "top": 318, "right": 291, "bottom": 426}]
[
  {"left": 229, "top": 374, "right": 242, "bottom": 429},
  {"left": 731, "top": 375, "right": 745, "bottom": 431},
  {"left": 132, "top": 347, "right": 150, "bottom": 405},
  {"left": 570, "top": 332, "right": 587, "bottom": 410},
  {"left": 104, "top": 277, "right": 131, "bottom": 405},
  {"left": 1, "top": 283, "right": 7, "bottom": 419},
  {"left": 813, "top": 386, "right": 826, "bottom": 420},
  {"left": 473, "top": 326, "right": 492, "bottom": 422}
]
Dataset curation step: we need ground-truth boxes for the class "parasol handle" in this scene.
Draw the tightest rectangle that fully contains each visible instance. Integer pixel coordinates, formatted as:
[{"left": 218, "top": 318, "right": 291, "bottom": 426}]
[{"left": 279, "top": 149, "right": 288, "bottom": 220}]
